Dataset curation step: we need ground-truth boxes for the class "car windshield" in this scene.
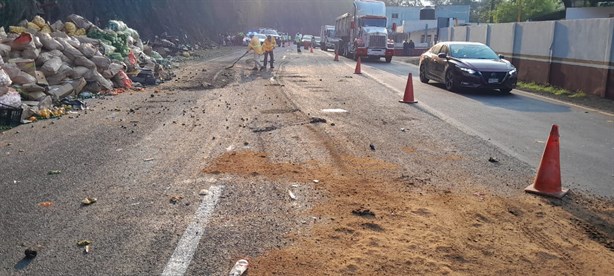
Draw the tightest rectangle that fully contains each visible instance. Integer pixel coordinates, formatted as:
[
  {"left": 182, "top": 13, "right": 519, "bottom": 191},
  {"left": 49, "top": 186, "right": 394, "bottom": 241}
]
[
  {"left": 302, "top": 35, "right": 312, "bottom": 40},
  {"left": 361, "top": 18, "right": 386, "bottom": 27},
  {"left": 256, "top": 34, "right": 266, "bottom": 40},
  {"left": 449, "top": 44, "right": 499, "bottom": 59},
  {"left": 263, "top": 30, "right": 278, "bottom": 36}
]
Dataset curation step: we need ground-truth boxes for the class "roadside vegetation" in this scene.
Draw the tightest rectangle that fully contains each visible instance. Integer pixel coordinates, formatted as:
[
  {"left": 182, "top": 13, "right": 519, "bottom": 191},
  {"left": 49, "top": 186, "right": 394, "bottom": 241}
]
[{"left": 518, "top": 81, "right": 586, "bottom": 98}]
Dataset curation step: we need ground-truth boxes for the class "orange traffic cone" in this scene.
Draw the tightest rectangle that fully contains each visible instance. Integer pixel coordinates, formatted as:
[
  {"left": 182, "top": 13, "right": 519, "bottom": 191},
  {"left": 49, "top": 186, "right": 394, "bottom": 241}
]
[
  {"left": 310, "top": 47, "right": 314, "bottom": 53},
  {"left": 525, "top": 124, "right": 569, "bottom": 198},
  {"left": 334, "top": 50, "right": 339, "bottom": 61},
  {"left": 399, "top": 73, "right": 418, "bottom": 104},
  {"left": 354, "top": 56, "right": 362, "bottom": 74}
]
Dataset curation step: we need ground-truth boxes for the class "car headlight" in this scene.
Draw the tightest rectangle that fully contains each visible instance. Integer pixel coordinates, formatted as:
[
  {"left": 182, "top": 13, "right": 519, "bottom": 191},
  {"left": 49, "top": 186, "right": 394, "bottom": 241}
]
[
  {"left": 459, "top": 67, "right": 476, "bottom": 75},
  {"left": 509, "top": 68, "right": 517, "bottom": 75}
]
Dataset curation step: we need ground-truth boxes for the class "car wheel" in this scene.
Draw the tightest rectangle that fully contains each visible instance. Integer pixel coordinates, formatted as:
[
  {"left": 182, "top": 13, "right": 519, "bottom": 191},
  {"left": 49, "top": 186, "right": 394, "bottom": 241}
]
[
  {"left": 500, "top": 88, "right": 512, "bottom": 94},
  {"left": 385, "top": 56, "right": 392, "bottom": 63},
  {"left": 444, "top": 69, "right": 457, "bottom": 91},
  {"left": 419, "top": 64, "right": 429, "bottom": 83}
]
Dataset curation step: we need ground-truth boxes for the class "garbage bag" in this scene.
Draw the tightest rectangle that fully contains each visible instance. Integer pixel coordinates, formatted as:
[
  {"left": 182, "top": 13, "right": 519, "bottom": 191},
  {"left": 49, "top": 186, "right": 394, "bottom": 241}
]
[
  {"left": 49, "top": 49, "right": 70, "bottom": 63},
  {"left": 57, "top": 38, "right": 83, "bottom": 60},
  {"left": 22, "top": 48, "right": 40, "bottom": 59},
  {"left": 91, "top": 56, "right": 111, "bottom": 70},
  {"left": 108, "top": 20, "right": 127, "bottom": 32},
  {"left": 67, "top": 14, "right": 93, "bottom": 30},
  {"left": 0, "top": 89, "right": 21, "bottom": 107},
  {"left": 76, "top": 36, "right": 100, "bottom": 46},
  {"left": 0, "top": 68, "right": 11, "bottom": 87},
  {"left": 41, "top": 57, "right": 62, "bottom": 76},
  {"left": 84, "top": 70, "right": 113, "bottom": 91},
  {"left": 0, "top": 27, "right": 6, "bottom": 39},
  {"left": 22, "top": 90, "right": 47, "bottom": 101},
  {"left": 12, "top": 58, "right": 36, "bottom": 76},
  {"left": 78, "top": 43, "right": 97, "bottom": 58},
  {"left": 0, "top": 43, "right": 10, "bottom": 58},
  {"left": 113, "top": 70, "right": 132, "bottom": 88},
  {"left": 74, "top": 56, "right": 95, "bottom": 69},
  {"left": 2, "top": 63, "right": 36, "bottom": 85},
  {"left": 129, "top": 69, "right": 156, "bottom": 85},
  {"left": 9, "top": 26, "right": 27, "bottom": 34},
  {"left": 40, "top": 25, "right": 52, "bottom": 34},
  {"left": 38, "top": 32, "right": 64, "bottom": 51},
  {"left": 64, "top": 22, "right": 77, "bottom": 35},
  {"left": 27, "top": 22, "right": 41, "bottom": 32},
  {"left": 50, "top": 31, "right": 68, "bottom": 40},
  {"left": 51, "top": 20, "right": 64, "bottom": 32},
  {"left": 32, "top": 16, "right": 47, "bottom": 28},
  {"left": 10, "top": 33, "right": 35, "bottom": 51},
  {"left": 100, "top": 41, "right": 116, "bottom": 55},
  {"left": 21, "top": 83, "right": 46, "bottom": 93},
  {"left": 71, "top": 66, "right": 89, "bottom": 78},
  {"left": 46, "top": 63, "right": 73, "bottom": 85}
]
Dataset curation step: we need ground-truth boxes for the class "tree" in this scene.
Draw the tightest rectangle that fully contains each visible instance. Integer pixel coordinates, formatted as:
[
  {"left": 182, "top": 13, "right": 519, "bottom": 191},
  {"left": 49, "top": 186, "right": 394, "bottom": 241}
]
[{"left": 493, "top": 0, "right": 560, "bottom": 22}]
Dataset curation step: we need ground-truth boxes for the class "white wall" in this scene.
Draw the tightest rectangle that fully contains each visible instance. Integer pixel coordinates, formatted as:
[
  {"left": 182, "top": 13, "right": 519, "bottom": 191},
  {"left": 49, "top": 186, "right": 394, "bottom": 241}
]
[
  {"left": 566, "top": 7, "right": 614, "bottom": 19},
  {"left": 553, "top": 18, "right": 614, "bottom": 62},
  {"left": 513, "top": 21, "right": 556, "bottom": 58},
  {"left": 468, "top": 24, "right": 488, "bottom": 44},
  {"left": 488, "top": 23, "right": 515, "bottom": 54}
]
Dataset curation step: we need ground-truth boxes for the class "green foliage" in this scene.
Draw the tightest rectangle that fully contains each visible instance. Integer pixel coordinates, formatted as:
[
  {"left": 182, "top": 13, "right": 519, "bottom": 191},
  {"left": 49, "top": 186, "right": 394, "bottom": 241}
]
[
  {"left": 518, "top": 82, "right": 586, "bottom": 98},
  {"left": 493, "top": 0, "right": 561, "bottom": 22}
]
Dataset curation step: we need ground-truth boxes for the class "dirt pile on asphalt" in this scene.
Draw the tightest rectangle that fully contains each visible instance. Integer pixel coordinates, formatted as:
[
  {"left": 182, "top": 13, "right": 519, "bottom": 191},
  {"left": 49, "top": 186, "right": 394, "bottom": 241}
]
[{"left": 203, "top": 150, "right": 614, "bottom": 275}]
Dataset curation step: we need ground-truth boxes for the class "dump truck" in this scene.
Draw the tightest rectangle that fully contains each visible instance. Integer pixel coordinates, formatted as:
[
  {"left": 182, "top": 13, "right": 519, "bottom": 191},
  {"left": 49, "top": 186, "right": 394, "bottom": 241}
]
[
  {"left": 319, "top": 25, "right": 339, "bottom": 51},
  {"left": 335, "top": 0, "right": 393, "bottom": 62}
]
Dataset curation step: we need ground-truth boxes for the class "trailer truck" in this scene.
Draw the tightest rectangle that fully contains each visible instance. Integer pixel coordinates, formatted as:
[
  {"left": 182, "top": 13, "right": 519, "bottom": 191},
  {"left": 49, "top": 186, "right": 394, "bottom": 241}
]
[{"left": 335, "top": 0, "right": 393, "bottom": 62}]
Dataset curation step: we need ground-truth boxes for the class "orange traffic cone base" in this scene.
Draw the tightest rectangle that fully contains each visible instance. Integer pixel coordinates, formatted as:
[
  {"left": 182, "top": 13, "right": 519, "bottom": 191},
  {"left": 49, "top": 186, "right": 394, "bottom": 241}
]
[
  {"left": 525, "top": 184, "right": 569, "bottom": 199},
  {"left": 399, "top": 73, "right": 417, "bottom": 104}
]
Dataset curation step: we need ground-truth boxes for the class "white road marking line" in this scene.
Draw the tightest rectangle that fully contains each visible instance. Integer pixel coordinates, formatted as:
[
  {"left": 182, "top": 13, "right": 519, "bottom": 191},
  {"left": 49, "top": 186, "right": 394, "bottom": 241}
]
[
  {"left": 162, "top": 185, "right": 224, "bottom": 276},
  {"left": 321, "top": 109, "right": 348, "bottom": 113}
]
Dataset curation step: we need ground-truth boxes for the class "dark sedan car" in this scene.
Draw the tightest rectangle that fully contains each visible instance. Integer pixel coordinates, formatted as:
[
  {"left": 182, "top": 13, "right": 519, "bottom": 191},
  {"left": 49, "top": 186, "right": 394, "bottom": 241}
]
[{"left": 419, "top": 42, "right": 517, "bottom": 93}]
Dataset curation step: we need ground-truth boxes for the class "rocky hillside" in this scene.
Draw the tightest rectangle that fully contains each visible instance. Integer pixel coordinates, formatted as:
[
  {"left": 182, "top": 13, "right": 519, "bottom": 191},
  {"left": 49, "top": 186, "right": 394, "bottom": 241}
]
[{"left": 1, "top": 0, "right": 353, "bottom": 42}]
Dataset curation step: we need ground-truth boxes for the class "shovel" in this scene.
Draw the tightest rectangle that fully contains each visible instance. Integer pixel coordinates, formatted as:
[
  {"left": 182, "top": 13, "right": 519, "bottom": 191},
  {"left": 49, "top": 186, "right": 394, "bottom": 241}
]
[{"left": 226, "top": 51, "right": 250, "bottom": 69}]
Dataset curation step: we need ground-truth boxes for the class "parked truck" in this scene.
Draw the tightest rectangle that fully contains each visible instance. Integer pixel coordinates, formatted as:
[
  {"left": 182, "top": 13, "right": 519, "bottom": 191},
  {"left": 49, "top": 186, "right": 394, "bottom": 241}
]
[
  {"left": 319, "top": 25, "right": 339, "bottom": 52},
  {"left": 335, "top": 0, "right": 393, "bottom": 62}
]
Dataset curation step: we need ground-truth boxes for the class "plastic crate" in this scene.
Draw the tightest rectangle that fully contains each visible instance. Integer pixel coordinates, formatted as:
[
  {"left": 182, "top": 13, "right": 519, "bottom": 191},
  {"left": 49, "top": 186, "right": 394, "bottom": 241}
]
[{"left": 0, "top": 102, "right": 23, "bottom": 126}]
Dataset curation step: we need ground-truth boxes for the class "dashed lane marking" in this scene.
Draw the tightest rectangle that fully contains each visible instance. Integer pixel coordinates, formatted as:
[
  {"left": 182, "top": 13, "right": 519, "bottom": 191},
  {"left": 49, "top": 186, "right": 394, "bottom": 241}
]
[{"left": 162, "top": 185, "right": 224, "bottom": 276}]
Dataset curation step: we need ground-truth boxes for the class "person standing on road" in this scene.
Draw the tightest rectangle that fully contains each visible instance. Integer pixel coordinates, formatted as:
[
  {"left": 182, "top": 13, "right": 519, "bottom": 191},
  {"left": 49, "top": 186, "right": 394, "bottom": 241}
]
[
  {"left": 247, "top": 33, "right": 263, "bottom": 70},
  {"left": 263, "top": 35, "right": 276, "bottom": 69},
  {"left": 295, "top": 32, "right": 302, "bottom": 53},
  {"left": 311, "top": 35, "right": 316, "bottom": 50},
  {"left": 403, "top": 39, "right": 410, "bottom": 56}
]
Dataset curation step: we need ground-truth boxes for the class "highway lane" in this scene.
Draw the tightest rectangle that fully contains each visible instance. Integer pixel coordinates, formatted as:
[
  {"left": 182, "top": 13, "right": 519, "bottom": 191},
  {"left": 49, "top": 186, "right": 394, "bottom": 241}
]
[{"left": 319, "top": 50, "right": 614, "bottom": 197}]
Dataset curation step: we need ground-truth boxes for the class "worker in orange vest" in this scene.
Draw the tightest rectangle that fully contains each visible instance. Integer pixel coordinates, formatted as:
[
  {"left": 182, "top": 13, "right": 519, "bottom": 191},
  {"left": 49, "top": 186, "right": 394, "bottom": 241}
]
[
  {"left": 262, "top": 35, "right": 276, "bottom": 69},
  {"left": 247, "top": 33, "right": 263, "bottom": 70}
]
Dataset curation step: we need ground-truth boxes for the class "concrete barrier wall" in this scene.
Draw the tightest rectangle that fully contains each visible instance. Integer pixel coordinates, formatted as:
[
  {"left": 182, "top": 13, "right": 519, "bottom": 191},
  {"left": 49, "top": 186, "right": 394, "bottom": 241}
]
[
  {"left": 513, "top": 21, "right": 556, "bottom": 84},
  {"left": 438, "top": 18, "right": 614, "bottom": 99},
  {"left": 488, "top": 23, "right": 515, "bottom": 55},
  {"left": 550, "top": 19, "right": 614, "bottom": 97},
  {"left": 451, "top": 26, "right": 468, "bottom": 41},
  {"left": 468, "top": 24, "right": 488, "bottom": 44}
]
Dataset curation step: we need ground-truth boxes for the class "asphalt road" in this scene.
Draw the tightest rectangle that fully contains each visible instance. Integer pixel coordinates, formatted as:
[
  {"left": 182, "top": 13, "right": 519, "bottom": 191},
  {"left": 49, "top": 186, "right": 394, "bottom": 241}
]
[
  {"left": 0, "top": 46, "right": 612, "bottom": 275},
  {"left": 328, "top": 53, "right": 614, "bottom": 198}
]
